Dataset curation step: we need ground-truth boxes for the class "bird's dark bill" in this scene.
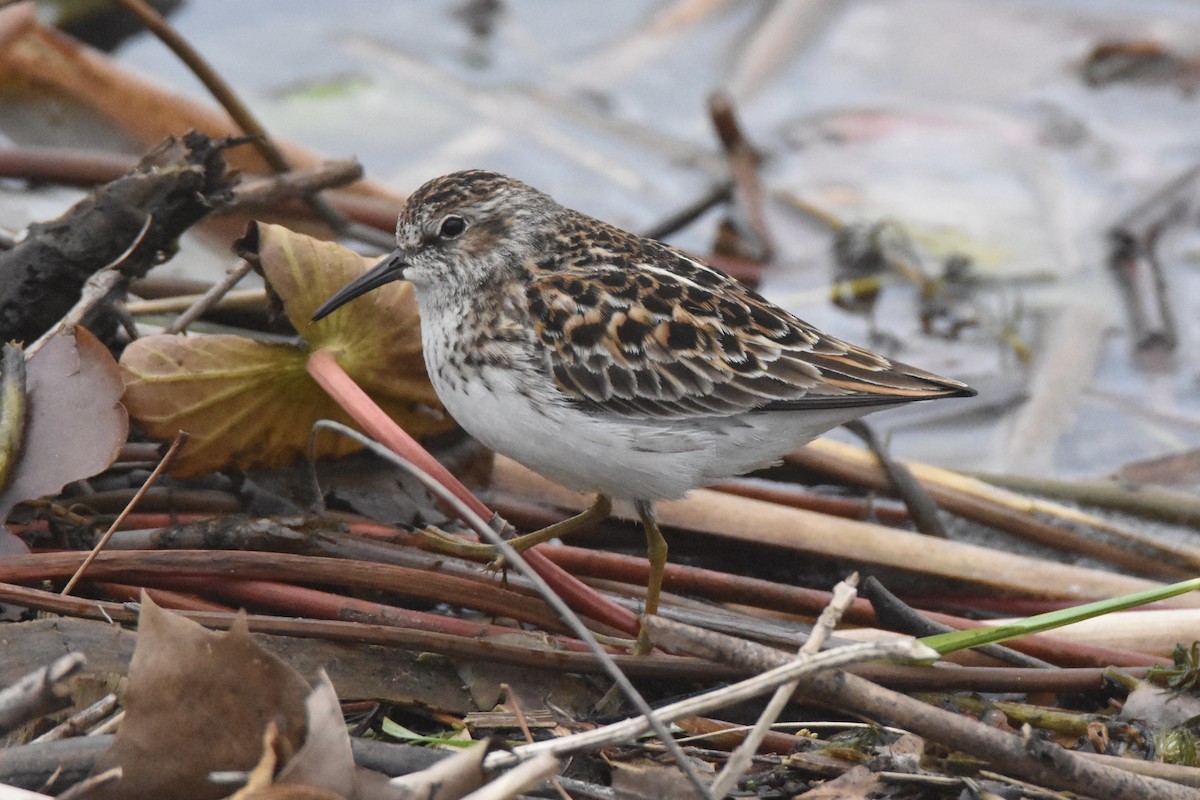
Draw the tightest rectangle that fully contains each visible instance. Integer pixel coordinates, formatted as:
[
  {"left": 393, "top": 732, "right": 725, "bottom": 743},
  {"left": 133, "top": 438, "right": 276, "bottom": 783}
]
[{"left": 311, "top": 251, "right": 407, "bottom": 321}]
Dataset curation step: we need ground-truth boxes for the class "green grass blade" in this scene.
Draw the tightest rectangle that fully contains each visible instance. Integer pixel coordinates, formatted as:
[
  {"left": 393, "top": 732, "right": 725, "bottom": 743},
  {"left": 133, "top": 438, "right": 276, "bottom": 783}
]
[{"left": 920, "top": 577, "right": 1200, "bottom": 655}]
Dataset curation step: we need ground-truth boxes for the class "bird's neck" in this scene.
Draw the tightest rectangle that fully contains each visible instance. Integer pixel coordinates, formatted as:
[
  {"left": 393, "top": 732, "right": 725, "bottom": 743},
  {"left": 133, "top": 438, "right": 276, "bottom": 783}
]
[{"left": 416, "top": 279, "right": 530, "bottom": 371}]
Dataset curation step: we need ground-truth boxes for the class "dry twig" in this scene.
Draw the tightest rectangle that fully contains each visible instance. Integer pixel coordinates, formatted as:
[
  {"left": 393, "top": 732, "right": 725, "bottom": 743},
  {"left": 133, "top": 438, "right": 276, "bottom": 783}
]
[
  {"left": 710, "top": 574, "right": 861, "bottom": 797},
  {"left": 653, "top": 618, "right": 1200, "bottom": 800},
  {"left": 61, "top": 431, "right": 187, "bottom": 595},
  {"left": 0, "top": 654, "right": 85, "bottom": 735}
]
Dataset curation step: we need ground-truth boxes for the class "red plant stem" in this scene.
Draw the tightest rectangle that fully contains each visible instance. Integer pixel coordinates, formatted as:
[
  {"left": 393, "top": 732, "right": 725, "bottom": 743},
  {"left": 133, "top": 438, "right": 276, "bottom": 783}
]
[
  {"left": 712, "top": 480, "right": 911, "bottom": 524},
  {"left": 304, "top": 350, "right": 640, "bottom": 637},
  {"left": 307, "top": 350, "right": 491, "bottom": 519},
  {"left": 93, "top": 581, "right": 235, "bottom": 613},
  {"left": 152, "top": 576, "right": 599, "bottom": 650},
  {"left": 0, "top": 580, "right": 1162, "bottom": 692},
  {"left": 0, "top": 550, "right": 570, "bottom": 634}
]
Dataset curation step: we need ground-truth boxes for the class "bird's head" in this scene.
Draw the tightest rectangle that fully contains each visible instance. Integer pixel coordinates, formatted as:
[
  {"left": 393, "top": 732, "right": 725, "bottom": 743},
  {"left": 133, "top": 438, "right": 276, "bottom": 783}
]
[{"left": 312, "top": 170, "right": 560, "bottom": 321}]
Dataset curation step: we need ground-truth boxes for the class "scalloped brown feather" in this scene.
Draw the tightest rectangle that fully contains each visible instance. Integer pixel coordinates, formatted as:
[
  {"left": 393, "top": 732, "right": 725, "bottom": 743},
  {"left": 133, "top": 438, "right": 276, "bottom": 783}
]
[{"left": 524, "top": 212, "right": 972, "bottom": 420}]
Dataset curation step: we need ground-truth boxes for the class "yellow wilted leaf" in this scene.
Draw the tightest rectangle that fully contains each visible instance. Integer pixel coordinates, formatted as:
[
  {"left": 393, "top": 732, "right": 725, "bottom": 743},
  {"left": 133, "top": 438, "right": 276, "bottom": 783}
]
[
  {"left": 120, "top": 223, "right": 450, "bottom": 476},
  {"left": 251, "top": 221, "right": 437, "bottom": 406}
]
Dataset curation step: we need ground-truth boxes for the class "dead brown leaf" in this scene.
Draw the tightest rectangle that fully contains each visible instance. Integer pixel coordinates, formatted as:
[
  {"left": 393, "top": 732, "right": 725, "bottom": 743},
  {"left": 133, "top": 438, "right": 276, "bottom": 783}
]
[
  {"left": 233, "top": 786, "right": 346, "bottom": 800},
  {"left": 121, "top": 333, "right": 366, "bottom": 476},
  {"left": 611, "top": 761, "right": 710, "bottom": 800},
  {"left": 793, "top": 765, "right": 881, "bottom": 799},
  {"left": 0, "top": 328, "right": 127, "bottom": 520},
  {"left": 275, "top": 672, "right": 460, "bottom": 800},
  {"left": 276, "top": 674, "right": 356, "bottom": 797},
  {"left": 120, "top": 223, "right": 451, "bottom": 476},
  {"left": 84, "top": 594, "right": 311, "bottom": 800}
]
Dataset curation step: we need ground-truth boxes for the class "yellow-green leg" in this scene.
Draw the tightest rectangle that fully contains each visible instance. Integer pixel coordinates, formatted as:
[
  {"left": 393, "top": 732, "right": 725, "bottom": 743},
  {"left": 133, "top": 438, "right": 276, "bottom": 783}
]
[
  {"left": 634, "top": 499, "right": 667, "bottom": 655},
  {"left": 507, "top": 493, "right": 612, "bottom": 552},
  {"left": 415, "top": 494, "right": 612, "bottom": 560}
]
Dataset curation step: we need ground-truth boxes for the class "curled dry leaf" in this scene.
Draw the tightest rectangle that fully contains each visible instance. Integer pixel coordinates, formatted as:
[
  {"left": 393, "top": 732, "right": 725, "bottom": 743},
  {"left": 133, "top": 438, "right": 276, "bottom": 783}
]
[
  {"left": 120, "top": 223, "right": 451, "bottom": 476},
  {"left": 381, "top": 741, "right": 489, "bottom": 800},
  {"left": 0, "top": 328, "right": 127, "bottom": 522},
  {"left": 0, "top": 343, "right": 26, "bottom": 553},
  {"left": 276, "top": 673, "right": 356, "bottom": 797},
  {"left": 85, "top": 594, "right": 312, "bottom": 800},
  {"left": 0, "top": 343, "right": 26, "bottom": 496},
  {"left": 277, "top": 671, "right": 489, "bottom": 800}
]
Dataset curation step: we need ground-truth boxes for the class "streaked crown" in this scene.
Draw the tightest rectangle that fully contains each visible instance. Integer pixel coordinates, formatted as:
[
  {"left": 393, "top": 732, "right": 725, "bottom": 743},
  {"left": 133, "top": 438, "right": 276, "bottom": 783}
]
[{"left": 396, "top": 170, "right": 562, "bottom": 298}]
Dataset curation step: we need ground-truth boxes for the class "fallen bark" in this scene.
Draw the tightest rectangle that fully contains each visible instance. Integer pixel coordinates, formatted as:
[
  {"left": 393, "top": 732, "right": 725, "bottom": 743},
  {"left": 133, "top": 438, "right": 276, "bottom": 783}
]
[{"left": 0, "top": 131, "right": 234, "bottom": 345}]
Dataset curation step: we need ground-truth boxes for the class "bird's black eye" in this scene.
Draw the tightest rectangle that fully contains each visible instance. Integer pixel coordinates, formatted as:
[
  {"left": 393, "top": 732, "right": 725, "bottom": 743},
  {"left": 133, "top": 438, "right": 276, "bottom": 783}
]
[{"left": 438, "top": 215, "right": 467, "bottom": 240}]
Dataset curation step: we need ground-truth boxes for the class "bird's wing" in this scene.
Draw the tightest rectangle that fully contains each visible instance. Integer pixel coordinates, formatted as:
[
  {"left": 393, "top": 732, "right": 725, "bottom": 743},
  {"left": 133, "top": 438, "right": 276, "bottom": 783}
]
[{"left": 524, "top": 242, "right": 971, "bottom": 420}]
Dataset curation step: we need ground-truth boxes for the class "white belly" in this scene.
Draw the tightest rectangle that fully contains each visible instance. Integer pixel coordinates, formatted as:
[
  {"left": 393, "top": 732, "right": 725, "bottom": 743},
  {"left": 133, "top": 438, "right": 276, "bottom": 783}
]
[{"left": 430, "top": 360, "right": 890, "bottom": 502}]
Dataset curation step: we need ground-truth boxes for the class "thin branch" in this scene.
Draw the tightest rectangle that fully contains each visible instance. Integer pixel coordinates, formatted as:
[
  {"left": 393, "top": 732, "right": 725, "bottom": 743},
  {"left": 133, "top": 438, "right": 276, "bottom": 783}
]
[
  {"left": 461, "top": 753, "right": 559, "bottom": 800},
  {"left": 709, "top": 574, "right": 860, "bottom": 797},
  {"left": 491, "top": 638, "right": 935, "bottom": 769},
  {"left": 113, "top": 0, "right": 283, "bottom": 172},
  {"left": 61, "top": 431, "right": 188, "bottom": 595},
  {"left": 655, "top": 618, "right": 1200, "bottom": 800},
  {"left": 32, "top": 693, "right": 119, "bottom": 743},
  {"left": 128, "top": 287, "right": 263, "bottom": 319},
  {"left": 226, "top": 158, "right": 364, "bottom": 210},
  {"left": 0, "top": 653, "right": 86, "bottom": 735},
  {"left": 165, "top": 262, "right": 254, "bottom": 334}
]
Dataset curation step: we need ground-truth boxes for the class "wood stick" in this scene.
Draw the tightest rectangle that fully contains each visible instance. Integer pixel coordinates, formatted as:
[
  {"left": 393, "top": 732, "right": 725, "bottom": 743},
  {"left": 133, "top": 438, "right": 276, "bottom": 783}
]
[{"left": 492, "top": 457, "right": 1200, "bottom": 607}]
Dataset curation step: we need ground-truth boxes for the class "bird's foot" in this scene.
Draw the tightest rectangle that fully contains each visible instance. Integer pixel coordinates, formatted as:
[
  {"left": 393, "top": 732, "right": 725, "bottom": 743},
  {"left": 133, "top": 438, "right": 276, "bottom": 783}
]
[
  {"left": 410, "top": 525, "right": 549, "bottom": 574},
  {"left": 410, "top": 526, "right": 499, "bottom": 560},
  {"left": 632, "top": 621, "right": 655, "bottom": 656}
]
